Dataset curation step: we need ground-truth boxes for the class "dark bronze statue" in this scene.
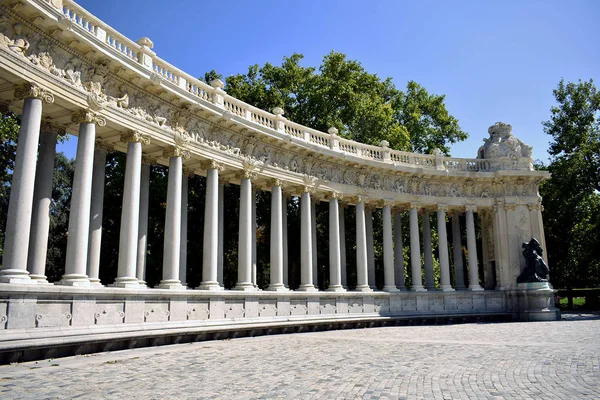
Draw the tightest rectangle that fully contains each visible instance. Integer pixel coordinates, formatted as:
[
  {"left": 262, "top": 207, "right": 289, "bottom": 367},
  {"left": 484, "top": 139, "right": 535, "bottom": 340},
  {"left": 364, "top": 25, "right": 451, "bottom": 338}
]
[{"left": 517, "top": 238, "right": 550, "bottom": 283}]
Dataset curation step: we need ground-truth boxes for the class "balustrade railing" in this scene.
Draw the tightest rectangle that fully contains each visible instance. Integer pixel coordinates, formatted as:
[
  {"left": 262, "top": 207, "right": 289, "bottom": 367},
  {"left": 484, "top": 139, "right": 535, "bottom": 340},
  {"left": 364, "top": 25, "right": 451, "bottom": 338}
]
[{"left": 56, "top": 0, "right": 491, "bottom": 172}]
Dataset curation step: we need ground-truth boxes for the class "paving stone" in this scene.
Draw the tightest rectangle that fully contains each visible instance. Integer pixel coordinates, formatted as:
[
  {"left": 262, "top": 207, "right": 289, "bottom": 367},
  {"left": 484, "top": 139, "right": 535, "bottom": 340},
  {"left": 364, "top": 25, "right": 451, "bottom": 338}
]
[{"left": 0, "top": 318, "right": 599, "bottom": 399}]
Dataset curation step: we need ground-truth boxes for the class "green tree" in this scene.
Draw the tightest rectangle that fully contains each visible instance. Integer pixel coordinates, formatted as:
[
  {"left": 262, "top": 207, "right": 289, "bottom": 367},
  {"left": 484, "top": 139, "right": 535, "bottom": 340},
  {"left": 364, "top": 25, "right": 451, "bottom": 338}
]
[
  {"left": 540, "top": 79, "right": 600, "bottom": 289},
  {"left": 0, "top": 112, "right": 20, "bottom": 262}
]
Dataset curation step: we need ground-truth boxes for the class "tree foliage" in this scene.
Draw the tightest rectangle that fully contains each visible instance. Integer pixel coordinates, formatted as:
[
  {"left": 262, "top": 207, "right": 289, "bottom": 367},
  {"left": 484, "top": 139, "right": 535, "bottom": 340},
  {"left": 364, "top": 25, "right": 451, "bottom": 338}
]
[
  {"left": 223, "top": 52, "right": 467, "bottom": 154},
  {"left": 540, "top": 79, "right": 600, "bottom": 289}
]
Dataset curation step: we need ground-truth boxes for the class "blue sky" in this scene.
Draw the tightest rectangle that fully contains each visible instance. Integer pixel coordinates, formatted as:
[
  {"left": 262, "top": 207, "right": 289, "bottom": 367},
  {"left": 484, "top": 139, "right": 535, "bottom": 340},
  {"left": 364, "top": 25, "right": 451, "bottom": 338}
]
[{"left": 61, "top": 0, "right": 600, "bottom": 162}]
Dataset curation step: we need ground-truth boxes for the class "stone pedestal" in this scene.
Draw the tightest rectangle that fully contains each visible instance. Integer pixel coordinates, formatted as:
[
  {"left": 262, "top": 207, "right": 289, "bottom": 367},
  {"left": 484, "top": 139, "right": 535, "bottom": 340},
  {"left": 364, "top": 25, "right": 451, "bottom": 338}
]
[{"left": 517, "top": 282, "right": 560, "bottom": 321}]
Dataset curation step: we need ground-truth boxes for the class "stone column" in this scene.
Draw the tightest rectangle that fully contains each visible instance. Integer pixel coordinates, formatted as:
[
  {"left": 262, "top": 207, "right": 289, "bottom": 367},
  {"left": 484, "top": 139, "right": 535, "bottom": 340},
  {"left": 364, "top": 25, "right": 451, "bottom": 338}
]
[
  {"left": 115, "top": 132, "right": 149, "bottom": 288},
  {"left": 235, "top": 168, "right": 256, "bottom": 291},
  {"left": 365, "top": 206, "right": 376, "bottom": 289},
  {"left": 437, "top": 205, "right": 454, "bottom": 291},
  {"left": 251, "top": 188, "right": 257, "bottom": 287},
  {"left": 86, "top": 141, "right": 112, "bottom": 286},
  {"left": 355, "top": 198, "right": 372, "bottom": 292},
  {"left": 27, "top": 120, "right": 64, "bottom": 282},
  {"left": 136, "top": 158, "right": 153, "bottom": 287},
  {"left": 422, "top": 211, "right": 435, "bottom": 290},
  {"left": 298, "top": 189, "right": 316, "bottom": 291},
  {"left": 452, "top": 213, "right": 466, "bottom": 290},
  {"left": 179, "top": 168, "right": 193, "bottom": 287},
  {"left": 381, "top": 203, "right": 398, "bottom": 292},
  {"left": 327, "top": 192, "right": 345, "bottom": 292},
  {"left": 339, "top": 204, "right": 347, "bottom": 288},
  {"left": 217, "top": 179, "right": 225, "bottom": 286},
  {"left": 199, "top": 161, "right": 223, "bottom": 290},
  {"left": 466, "top": 206, "right": 483, "bottom": 291},
  {"left": 282, "top": 193, "right": 289, "bottom": 288},
  {"left": 159, "top": 146, "right": 188, "bottom": 289},
  {"left": 311, "top": 199, "right": 318, "bottom": 289},
  {"left": 61, "top": 110, "right": 105, "bottom": 286},
  {"left": 268, "top": 179, "right": 287, "bottom": 291},
  {"left": 393, "top": 210, "right": 406, "bottom": 290},
  {"left": 480, "top": 209, "right": 495, "bottom": 290},
  {"left": 409, "top": 204, "right": 425, "bottom": 291},
  {"left": 1, "top": 83, "right": 52, "bottom": 283}
]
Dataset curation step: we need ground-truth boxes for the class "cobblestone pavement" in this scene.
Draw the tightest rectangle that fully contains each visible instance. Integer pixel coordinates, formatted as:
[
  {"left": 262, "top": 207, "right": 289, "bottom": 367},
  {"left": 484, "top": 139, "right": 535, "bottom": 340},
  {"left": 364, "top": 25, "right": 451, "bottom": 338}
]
[{"left": 1, "top": 317, "right": 599, "bottom": 399}]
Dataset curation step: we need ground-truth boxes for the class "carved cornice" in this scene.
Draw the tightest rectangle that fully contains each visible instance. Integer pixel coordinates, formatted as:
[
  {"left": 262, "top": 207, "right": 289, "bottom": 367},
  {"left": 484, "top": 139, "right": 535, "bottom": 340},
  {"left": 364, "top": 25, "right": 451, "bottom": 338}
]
[
  {"left": 163, "top": 145, "right": 190, "bottom": 159},
  {"left": 120, "top": 130, "right": 151, "bottom": 145},
  {"left": 72, "top": 109, "right": 106, "bottom": 126},
  {"left": 40, "top": 118, "right": 66, "bottom": 136},
  {"left": 95, "top": 139, "right": 114, "bottom": 153},
  {"left": 200, "top": 160, "right": 225, "bottom": 172},
  {"left": 141, "top": 155, "right": 157, "bottom": 165},
  {"left": 14, "top": 82, "right": 54, "bottom": 104}
]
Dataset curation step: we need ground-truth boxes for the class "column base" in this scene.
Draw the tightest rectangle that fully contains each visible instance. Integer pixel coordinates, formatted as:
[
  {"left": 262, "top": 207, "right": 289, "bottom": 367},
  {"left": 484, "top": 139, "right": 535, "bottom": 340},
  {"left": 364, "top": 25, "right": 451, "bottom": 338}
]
[
  {"left": 411, "top": 286, "right": 427, "bottom": 292},
  {"left": 382, "top": 285, "right": 400, "bottom": 293},
  {"left": 113, "top": 277, "right": 141, "bottom": 288},
  {"left": 469, "top": 285, "right": 484, "bottom": 291},
  {"left": 58, "top": 274, "right": 91, "bottom": 287},
  {"left": 0, "top": 269, "right": 34, "bottom": 284},
  {"left": 29, "top": 275, "right": 52, "bottom": 285},
  {"left": 440, "top": 285, "right": 455, "bottom": 292},
  {"left": 354, "top": 285, "right": 373, "bottom": 292},
  {"left": 158, "top": 280, "right": 186, "bottom": 290},
  {"left": 455, "top": 286, "right": 467, "bottom": 291},
  {"left": 197, "top": 281, "right": 223, "bottom": 291},
  {"left": 327, "top": 285, "right": 346, "bottom": 293},
  {"left": 233, "top": 282, "right": 256, "bottom": 291},
  {"left": 89, "top": 278, "right": 104, "bottom": 287},
  {"left": 267, "top": 284, "right": 289, "bottom": 292},
  {"left": 296, "top": 284, "right": 318, "bottom": 292}
]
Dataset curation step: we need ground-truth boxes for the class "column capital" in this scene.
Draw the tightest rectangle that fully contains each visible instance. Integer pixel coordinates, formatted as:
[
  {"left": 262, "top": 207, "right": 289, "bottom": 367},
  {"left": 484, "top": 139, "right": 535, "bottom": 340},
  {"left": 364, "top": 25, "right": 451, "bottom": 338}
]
[
  {"left": 299, "top": 174, "right": 317, "bottom": 193},
  {"left": 200, "top": 159, "right": 225, "bottom": 172},
  {"left": 72, "top": 109, "right": 106, "bottom": 126},
  {"left": 120, "top": 130, "right": 151, "bottom": 145},
  {"left": 325, "top": 191, "right": 343, "bottom": 200},
  {"left": 218, "top": 176, "right": 228, "bottom": 185},
  {"left": 503, "top": 203, "right": 516, "bottom": 211},
  {"left": 141, "top": 154, "right": 157, "bottom": 165},
  {"left": 267, "top": 178, "right": 286, "bottom": 188},
  {"left": 163, "top": 145, "right": 190, "bottom": 159},
  {"left": 40, "top": 118, "right": 66, "bottom": 136},
  {"left": 409, "top": 202, "right": 422, "bottom": 210},
  {"left": 182, "top": 167, "right": 196, "bottom": 178},
  {"left": 95, "top": 139, "right": 114, "bottom": 153},
  {"left": 14, "top": 82, "right": 54, "bottom": 104},
  {"left": 236, "top": 169, "right": 258, "bottom": 181},
  {"left": 377, "top": 200, "right": 393, "bottom": 208},
  {"left": 436, "top": 204, "right": 449, "bottom": 212},
  {"left": 356, "top": 195, "right": 369, "bottom": 204},
  {"left": 465, "top": 204, "right": 477, "bottom": 212},
  {"left": 528, "top": 203, "right": 543, "bottom": 211}
]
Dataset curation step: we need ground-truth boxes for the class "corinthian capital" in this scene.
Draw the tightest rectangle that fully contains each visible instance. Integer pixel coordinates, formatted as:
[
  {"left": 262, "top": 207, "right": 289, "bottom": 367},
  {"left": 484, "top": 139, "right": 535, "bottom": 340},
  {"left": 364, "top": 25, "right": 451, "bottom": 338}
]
[
  {"left": 236, "top": 169, "right": 258, "bottom": 181},
  {"left": 121, "top": 130, "right": 151, "bottom": 145},
  {"left": 40, "top": 118, "right": 66, "bottom": 136},
  {"left": 163, "top": 145, "right": 190, "bottom": 159},
  {"left": 95, "top": 139, "right": 114, "bottom": 153},
  {"left": 72, "top": 109, "right": 106, "bottom": 126},
  {"left": 182, "top": 167, "right": 196, "bottom": 178},
  {"left": 465, "top": 204, "right": 478, "bottom": 213},
  {"left": 325, "top": 191, "right": 343, "bottom": 200},
  {"left": 141, "top": 155, "right": 158, "bottom": 166},
  {"left": 14, "top": 82, "right": 54, "bottom": 104},
  {"left": 200, "top": 159, "right": 225, "bottom": 171}
]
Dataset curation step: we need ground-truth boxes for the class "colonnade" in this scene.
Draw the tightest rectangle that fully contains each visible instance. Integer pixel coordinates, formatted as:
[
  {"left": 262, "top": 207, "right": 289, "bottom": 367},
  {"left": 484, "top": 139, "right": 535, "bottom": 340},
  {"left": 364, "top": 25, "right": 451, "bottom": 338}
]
[{"left": 0, "top": 85, "right": 486, "bottom": 293}]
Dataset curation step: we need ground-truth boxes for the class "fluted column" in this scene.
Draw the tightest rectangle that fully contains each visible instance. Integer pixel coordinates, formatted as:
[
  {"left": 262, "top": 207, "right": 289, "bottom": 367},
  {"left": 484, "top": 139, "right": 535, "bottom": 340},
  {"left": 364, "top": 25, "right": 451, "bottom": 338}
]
[
  {"left": 365, "top": 206, "right": 376, "bottom": 289},
  {"left": 136, "top": 158, "right": 153, "bottom": 287},
  {"left": 217, "top": 179, "right": 225, "bottom": 286},
  {"left": 355, "top": 198, "right": 372, "bottom": 292},
  {"left": 199, "top": 161, "right": 223, "bottom": 290},
  {"left": 339, "top": 204, "right": 347, "bottom": 288},
  {"left": 61, "top": 110, "right": 105, "bottom": 286},
  {"left": 27, "top": 120, "right": 64, "bottom": 282},
  {"left": 437, "top": 205, "right": 454, "bottom": 291},
  {"left": 159, "top": 146, "right": 189, "bottom": 289},
  {"left": 1, "top": 83, "right": 53, "bottom": 283},
  {"left": 115, "top": 132, "right": 149, "bottom": 288},
  {"left": 393, "top": 210, "right": 406, "bottom": 290},
  {"left": 251, "top": 188, "right": 257, "bottom": 287},
  {"left": 327, "top": 192, "right": 345, "bottom": 292},
  {"left": 179, "top": 168, "right": 193, "bottom": 287},
  {"left": 466, "top": 206, "right": 483, "bottom": 291},
  {"left": 409, "top": 204, "right": 425, "bottom": 291},
  {"left": 452, "top": 213, "right": 466, "bottom": 290},
  {"left": 422, "top": 211, "right": 434, "bottom": 290},
  {"left": 282, "top": 192, "right": 289, "bottom": 288},
  {"left": 235, "top": 166, "right": 257, "bottom": 291},
  {"left": 311, "top": 199, "right": 318, "bottom": 289},
  {"left": 268, "top": 179, "right": 287, "bottom": 291},
  {"left": 298, "top": 188, "right": 316, "bottom": 291},
  {"left": 86, "top": 141, "right": 112, "bottom": 286},
  {"left": 382, "top": 203, "right": 398, "bottom": 292}
]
